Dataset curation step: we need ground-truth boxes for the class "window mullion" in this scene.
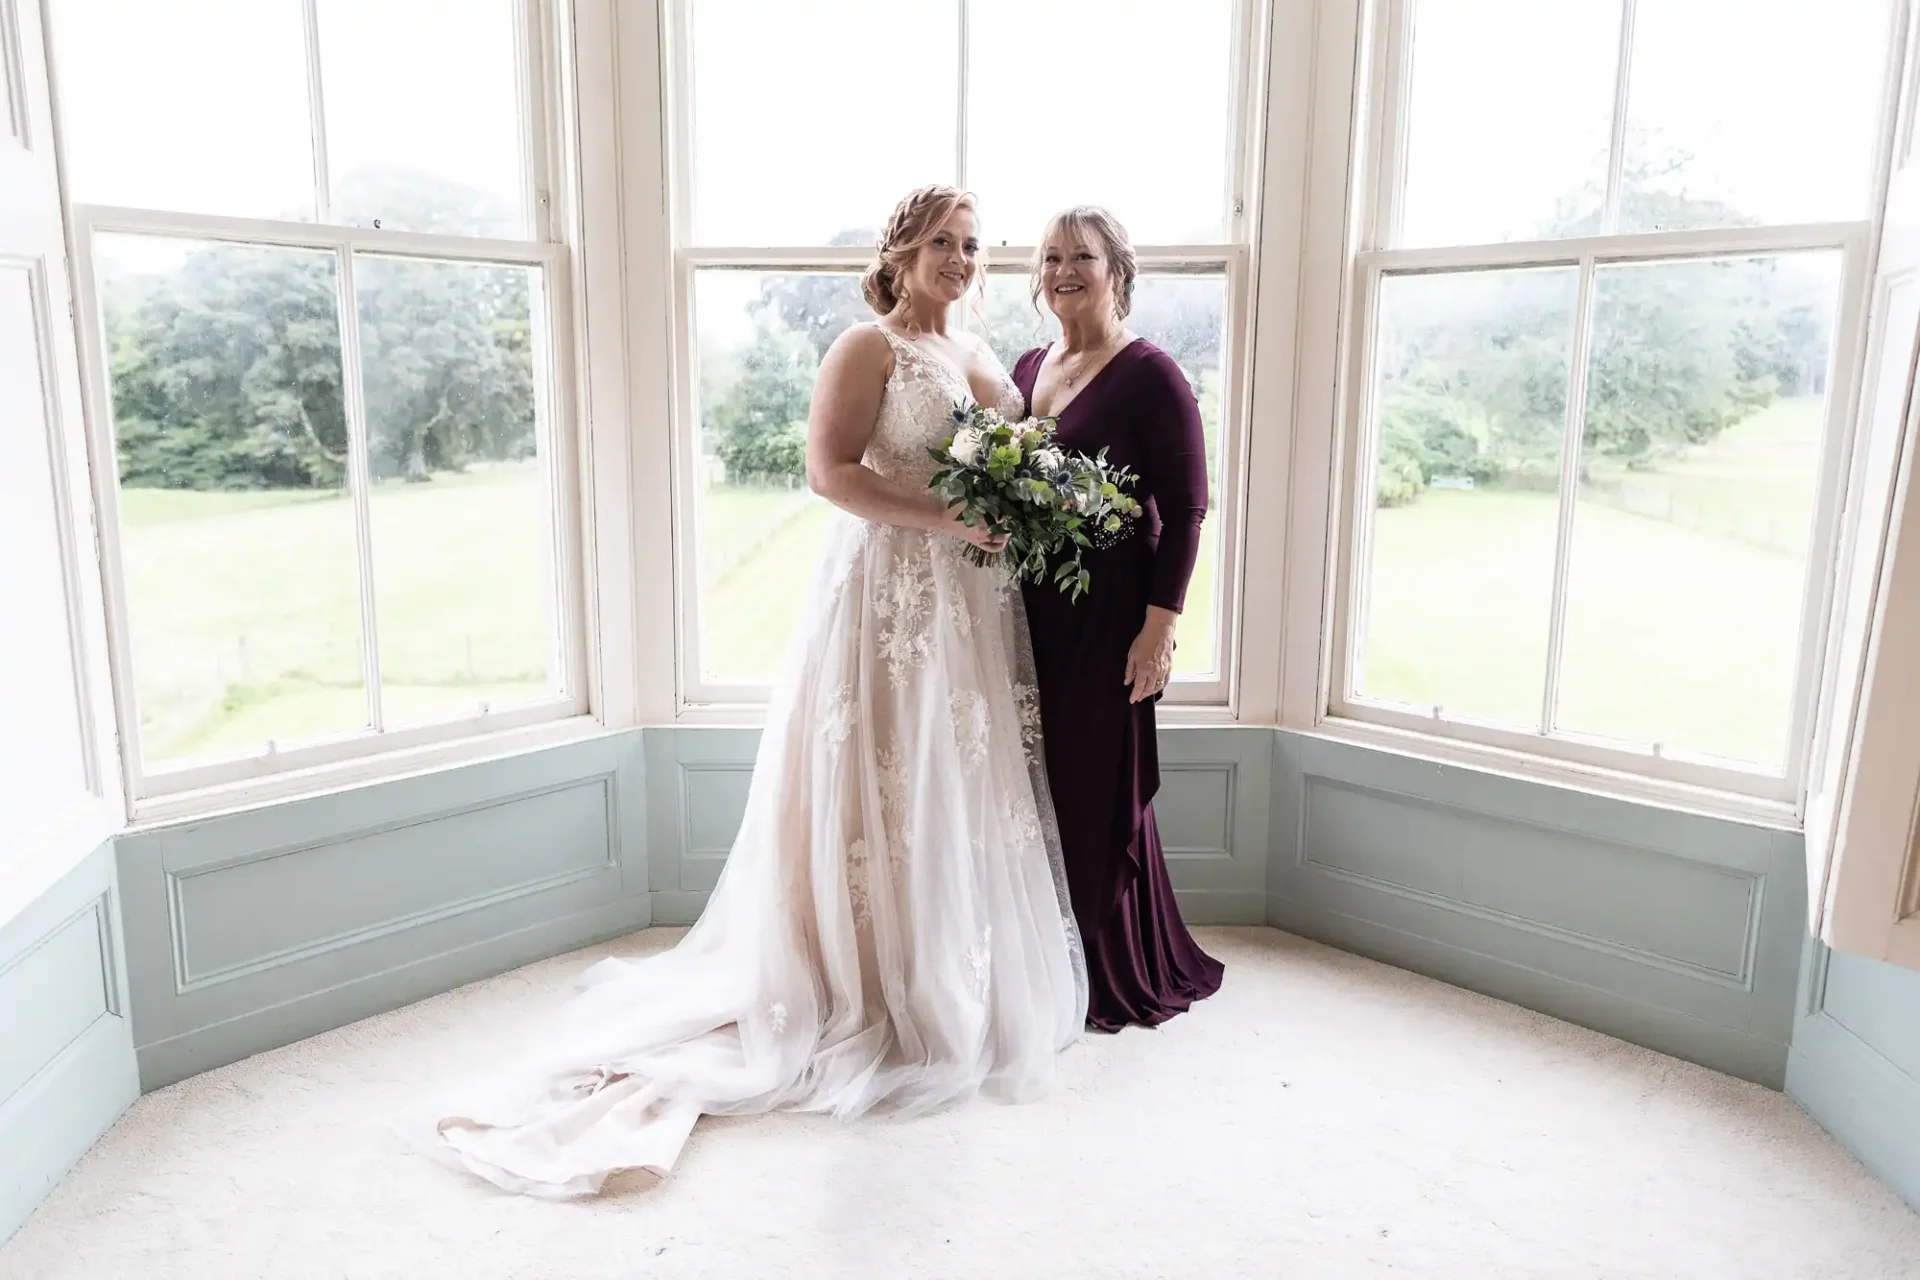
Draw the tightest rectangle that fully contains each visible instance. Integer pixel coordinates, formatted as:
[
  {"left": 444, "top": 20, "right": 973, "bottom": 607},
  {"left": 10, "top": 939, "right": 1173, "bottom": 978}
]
[
  {"left": 1600, "top": 0, "right": 1636, "bottom": 234},
  {"left": 1539, "top": 254, "right": 1599, "bottom": 736},
  {"left": 1342, "top": 262, "right": 1385, "bottom": 711},
  {"left": 335, "top": 248, "right": 385, "bottom": 733},
  {"left": 1359, "top": 220, "right": 1861, "bottom": 274},
  {"left": 301, "top": 0, "right": 332, "bottom": 222},
  {"left": 516, "top": 0, "right": 549, "bottom": 242},
  {"left": 68, "top": 215, "right": 150, "bottom": 801},
  {"left": 955, "top": 0, "right": 970, "bottom": 188},
  {"left": 528, "top": 264, "right": 571, "bottom": 705},
  {"left": 1369, "top": 0, "right": 1416, "bottom": 251}
]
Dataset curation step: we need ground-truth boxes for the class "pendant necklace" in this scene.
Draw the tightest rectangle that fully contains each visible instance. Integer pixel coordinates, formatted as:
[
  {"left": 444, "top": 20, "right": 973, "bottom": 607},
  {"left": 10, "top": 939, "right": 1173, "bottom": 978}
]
[{"left": 1063, "top": 329, "right": 1120, "bottom": 388}]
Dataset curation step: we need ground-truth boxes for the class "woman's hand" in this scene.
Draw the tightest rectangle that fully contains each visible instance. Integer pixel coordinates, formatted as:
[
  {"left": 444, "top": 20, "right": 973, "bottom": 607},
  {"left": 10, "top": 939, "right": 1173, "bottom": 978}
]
[
  {"left": 949, "top": 511, "right": 1009, "bottom": 554},
  {"left": 1125, "top": 606, "right": 1179, "bottom": 704}
]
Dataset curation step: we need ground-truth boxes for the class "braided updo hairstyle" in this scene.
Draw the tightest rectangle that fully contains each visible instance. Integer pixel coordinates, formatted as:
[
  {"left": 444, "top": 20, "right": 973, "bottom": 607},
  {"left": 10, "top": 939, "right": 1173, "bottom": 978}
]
[{"left": 861, "top": 184, "right": 978, "bottom": 316}]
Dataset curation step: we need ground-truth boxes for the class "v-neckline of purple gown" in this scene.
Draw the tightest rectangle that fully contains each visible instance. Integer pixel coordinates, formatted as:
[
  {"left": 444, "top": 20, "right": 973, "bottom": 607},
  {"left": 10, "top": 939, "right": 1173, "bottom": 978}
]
[{"left": 1030, "top": 338, "right": 1144, "bottom": 422}]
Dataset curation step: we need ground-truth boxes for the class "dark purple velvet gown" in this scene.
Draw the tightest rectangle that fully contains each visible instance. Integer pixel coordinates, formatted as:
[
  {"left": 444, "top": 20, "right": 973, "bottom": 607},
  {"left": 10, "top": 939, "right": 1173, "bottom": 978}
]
[{"left": 1013, "top": 339, "right": 1225, "bottom": 1032}]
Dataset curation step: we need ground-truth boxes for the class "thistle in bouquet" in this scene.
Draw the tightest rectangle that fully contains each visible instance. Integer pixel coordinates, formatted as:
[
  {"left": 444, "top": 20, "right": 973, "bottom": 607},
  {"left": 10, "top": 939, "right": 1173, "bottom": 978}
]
[{"left": 928, "top": 401, "right": 1142, "bottom": 601}]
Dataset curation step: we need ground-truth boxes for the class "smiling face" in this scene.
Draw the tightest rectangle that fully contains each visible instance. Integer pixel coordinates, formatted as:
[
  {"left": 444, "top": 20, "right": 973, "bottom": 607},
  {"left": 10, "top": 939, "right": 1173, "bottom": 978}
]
[
  {"left": 1034, "top": 208, "right": 1135, "bottom": 326},
  {"left": 902, "top": 205, "right": 981, "bottom": 308},
  {"left": 1039, "top": 233, "right": 1116, "bottom": 325}
]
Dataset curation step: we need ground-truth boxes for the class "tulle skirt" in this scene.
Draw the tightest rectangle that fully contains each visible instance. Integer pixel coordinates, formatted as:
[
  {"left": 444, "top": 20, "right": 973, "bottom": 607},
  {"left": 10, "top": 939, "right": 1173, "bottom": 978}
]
[{"left": 417, "top": 516, "right": 1088, "bottom": 1197}]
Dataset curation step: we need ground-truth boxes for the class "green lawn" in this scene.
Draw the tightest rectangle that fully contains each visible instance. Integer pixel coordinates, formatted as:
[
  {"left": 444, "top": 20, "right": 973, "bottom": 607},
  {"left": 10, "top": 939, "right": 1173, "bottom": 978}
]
[
  {"left": 122, "top": 396, "right": 1820, "bottom": 769},
  {"left": 1581, "top": 396, "right": 1823, "bottom": 557},
  {"left": 121, "top": 460, "right": 554, "bottom": 763},
  {"left": 1359, "top": 397, "right": 1825, "bottom": 766}
]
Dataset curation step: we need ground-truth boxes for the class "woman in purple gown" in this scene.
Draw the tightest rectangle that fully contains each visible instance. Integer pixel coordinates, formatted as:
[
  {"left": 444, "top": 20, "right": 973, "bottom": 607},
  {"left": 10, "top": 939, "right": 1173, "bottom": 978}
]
[{"left": 1011, "top": 206, "right": 1224, "bottom": 1031}]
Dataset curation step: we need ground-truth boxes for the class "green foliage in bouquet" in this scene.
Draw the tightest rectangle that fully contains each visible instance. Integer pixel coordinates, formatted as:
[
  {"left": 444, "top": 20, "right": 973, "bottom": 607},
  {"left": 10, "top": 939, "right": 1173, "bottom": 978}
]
[{"left": 928, "top": 402, "right": 1142, "bottom": 600}]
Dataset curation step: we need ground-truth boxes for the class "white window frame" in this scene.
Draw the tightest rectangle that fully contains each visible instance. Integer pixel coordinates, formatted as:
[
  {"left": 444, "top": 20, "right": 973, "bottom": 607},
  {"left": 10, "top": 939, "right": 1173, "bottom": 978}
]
[
  {"left": 1294, "top": 0, "right": 1908, "bottom": 819},
  {"left": 51, "top": 0, "right": 632, "bottom": 820},
  {"left": 659, "top": 0, "right": 1272, "bottom": 719}
]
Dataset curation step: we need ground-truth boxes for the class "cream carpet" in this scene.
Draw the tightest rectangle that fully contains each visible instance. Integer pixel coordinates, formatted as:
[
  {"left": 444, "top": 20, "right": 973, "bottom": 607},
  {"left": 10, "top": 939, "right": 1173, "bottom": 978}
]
[{"left": 4, "top": 927, "right": 1917, "bottom": 1279}]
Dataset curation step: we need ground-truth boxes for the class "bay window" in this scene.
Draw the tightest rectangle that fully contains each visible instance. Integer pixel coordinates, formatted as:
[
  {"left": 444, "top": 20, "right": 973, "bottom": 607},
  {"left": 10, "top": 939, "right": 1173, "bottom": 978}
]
[{"left": 671, "top": 0, "right": 1260, "bottom": 707}]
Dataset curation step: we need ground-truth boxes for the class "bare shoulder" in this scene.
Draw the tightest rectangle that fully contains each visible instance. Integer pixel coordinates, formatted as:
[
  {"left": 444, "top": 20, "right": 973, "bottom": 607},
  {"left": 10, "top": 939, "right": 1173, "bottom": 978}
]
[
  {"left": 826, "top": 322, "right": 894, "bottom": 367},
  {"left": 818, "top": 323, "right": 896, "bottom": 387}
]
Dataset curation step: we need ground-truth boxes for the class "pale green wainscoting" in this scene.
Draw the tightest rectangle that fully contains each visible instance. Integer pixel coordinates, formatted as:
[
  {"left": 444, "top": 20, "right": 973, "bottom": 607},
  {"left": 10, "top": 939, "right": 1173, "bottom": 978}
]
[
  {"left": 115, "top": 733, "right": 648, "bottom": 1090},
  {"left": 643, "top": 726, "right": 1806, "bottom": 1087},
  {"left": 1268, "top": 734, "right": 1807, "bottom": 1088},
  {"left": 8, "top": 722, "right": 1913, "bottom": 1242},
  {"left": 639, "top": 726, "right": 1276, "bottom": 927},
  {"left": 1789, "top": 943, "right": 1920, "bottom": 1211},
  {"left": 0, "top": 842, "right": 139, "bottom": 1242}
]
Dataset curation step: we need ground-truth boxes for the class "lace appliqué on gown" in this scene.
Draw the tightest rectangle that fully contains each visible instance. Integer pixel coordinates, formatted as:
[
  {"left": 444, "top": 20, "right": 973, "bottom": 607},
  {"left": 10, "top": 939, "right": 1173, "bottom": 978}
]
[
  {"left": 874, "top": 552, "right": 937, "bottom": 689},
  {"left": 1013, "top": 683, "right": 1041, "bottom": 750},
  {"left": 820, "top": 684, "right": 856, "bottom": 750},
  {"left": 951, "top": 690, "right": 992, "bottom": 767}
]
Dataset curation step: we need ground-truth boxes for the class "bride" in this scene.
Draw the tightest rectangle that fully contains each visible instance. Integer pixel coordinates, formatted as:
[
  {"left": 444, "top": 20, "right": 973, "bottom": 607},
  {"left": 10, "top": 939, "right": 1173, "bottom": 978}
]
[{"left": 424, "top": 185, "right": 1088, "bottom": 1197}]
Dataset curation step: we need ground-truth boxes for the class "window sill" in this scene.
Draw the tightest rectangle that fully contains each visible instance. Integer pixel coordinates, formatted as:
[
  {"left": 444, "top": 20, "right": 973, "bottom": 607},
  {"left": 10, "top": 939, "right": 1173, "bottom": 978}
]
[
  {"left": 1300, "top": 715, "right": 1802, "bottom": 832},
  {"left": 126, "top": 714, "right": 619, "bottom": 830}
]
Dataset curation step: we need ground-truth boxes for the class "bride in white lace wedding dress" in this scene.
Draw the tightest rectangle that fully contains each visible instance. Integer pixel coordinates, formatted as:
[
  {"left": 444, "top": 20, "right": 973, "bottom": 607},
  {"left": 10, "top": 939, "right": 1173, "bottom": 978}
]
[{"left": 422, "top": 186, "right": 1087, "bottom": 1197}]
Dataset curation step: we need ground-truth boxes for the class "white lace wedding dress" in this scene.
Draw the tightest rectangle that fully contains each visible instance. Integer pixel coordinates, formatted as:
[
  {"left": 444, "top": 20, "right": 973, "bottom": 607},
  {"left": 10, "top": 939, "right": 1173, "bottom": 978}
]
[{"left": 422, "top": 324, "right": 1088, "bottom": 1197}]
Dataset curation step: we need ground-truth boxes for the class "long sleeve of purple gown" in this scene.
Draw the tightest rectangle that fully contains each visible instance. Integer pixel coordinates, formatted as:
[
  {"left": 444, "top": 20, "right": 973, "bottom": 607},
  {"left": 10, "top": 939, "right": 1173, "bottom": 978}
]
[{"left": 1132, "top": 348, "right": 1209, "bottom": 614}]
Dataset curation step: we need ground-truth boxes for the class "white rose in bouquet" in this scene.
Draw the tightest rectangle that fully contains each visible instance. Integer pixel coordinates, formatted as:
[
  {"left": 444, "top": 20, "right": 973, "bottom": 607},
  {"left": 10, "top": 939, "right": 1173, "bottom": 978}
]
[
  {"left": 1032, "top": 446, "right": 1065, "bottom": 472},
  {"left": 948, "top": 426, "right": 986, "bottom": 466}
]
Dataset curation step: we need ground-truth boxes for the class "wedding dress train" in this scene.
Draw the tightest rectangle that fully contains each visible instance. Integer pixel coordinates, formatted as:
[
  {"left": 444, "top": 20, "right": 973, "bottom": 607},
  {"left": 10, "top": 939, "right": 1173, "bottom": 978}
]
[{"left": 422, "top": 325, "right": 1088, "bottom": 1197}]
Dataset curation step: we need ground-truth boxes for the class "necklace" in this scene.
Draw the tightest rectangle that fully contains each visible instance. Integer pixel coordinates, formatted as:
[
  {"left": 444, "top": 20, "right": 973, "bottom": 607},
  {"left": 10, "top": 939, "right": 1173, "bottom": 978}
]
[{"left": 1061, "top": 329, "right": 1124, "bottom": 388}]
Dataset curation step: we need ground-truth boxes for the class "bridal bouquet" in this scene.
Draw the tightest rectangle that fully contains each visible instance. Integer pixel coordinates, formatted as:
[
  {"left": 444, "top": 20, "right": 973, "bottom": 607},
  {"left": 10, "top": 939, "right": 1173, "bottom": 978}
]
[{"left": 928, "top": 402, "right": 1142, "bottom": 600}]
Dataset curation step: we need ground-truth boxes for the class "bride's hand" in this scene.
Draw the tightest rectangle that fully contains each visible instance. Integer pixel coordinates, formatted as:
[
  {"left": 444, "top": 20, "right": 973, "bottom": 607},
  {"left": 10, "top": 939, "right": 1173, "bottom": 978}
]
[{"left": 950, "top": 515, "right": 1009, "bottom": 555}]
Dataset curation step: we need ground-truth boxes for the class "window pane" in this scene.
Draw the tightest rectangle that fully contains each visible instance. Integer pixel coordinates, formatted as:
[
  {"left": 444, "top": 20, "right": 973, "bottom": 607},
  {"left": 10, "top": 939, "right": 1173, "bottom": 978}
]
[
  {"left": 317, "top": 0, "right": 529, "bottom": 237},
  {"left": 689, "top": 1, "right": 956, "bottom": 245},
  {"left": 1620, "top": 0, "right": 1889, "bottom": 232},
  {"left": 969, "top": 0, "right": 1235, "bottom": 245},
  {"left": 1354, "top": 267, "right": 1579, "bottom": 726},
  {"left": 1398, "top": 0, "right": 1620, "bottom": 246},
  {"left": 692, "top": 270, "right": 857, "bottom": 681},
  {"left": 52, "top": 0, "right": 315, "bottom": 219},
  {"left": 355, "top": 257, "right": 558, "bottom": 724},
  {"left": 982, "top": 271, "right": 1227, "bottom": 677},
  {"left": 97, "top": 236, "right": 366, "bottom": 765},
  {"left": 1555, "top": 253, "right": 1841, "bottom": 766}
]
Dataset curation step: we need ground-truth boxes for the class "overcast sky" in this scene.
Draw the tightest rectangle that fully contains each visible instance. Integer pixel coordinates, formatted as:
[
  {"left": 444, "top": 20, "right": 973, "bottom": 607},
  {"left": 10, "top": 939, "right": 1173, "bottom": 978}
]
[
  {"left": 54, "top": 0, "right": 523, "bottom": 224},
  {"left": 49, "top": 0, "right": 1892, "bottom": 337},
  {"left": 1401, "top": 0, "right": 1890, "bottom": 246}
]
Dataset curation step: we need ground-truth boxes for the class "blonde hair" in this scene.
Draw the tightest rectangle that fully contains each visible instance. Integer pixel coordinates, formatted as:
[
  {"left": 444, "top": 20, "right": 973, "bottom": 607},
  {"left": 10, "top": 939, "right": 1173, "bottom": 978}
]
[
  {"left": 862, "top": 185, "right": 979, "bottom": 316},
  {"left": 1031, "top": 205, "right": 1137, "bottom": 320}
]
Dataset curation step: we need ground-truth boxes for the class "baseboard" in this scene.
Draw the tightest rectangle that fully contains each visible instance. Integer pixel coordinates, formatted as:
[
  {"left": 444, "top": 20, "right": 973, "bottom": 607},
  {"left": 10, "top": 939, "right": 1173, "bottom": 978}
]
[
  {"left": 1788, "top": 1010, "right": 1920, "bottom": 1212},
  {"left": 1270, "top": 895, "right": 1791, "bottom": 1087},
  {"left": 652, "top": 889, "right": 1267, "bottom": 930},
  {"left": 135, "top": 894, "right": 650, "bottom": 1091},
  {"left": 648, "top": 890, "right": 709, "bottom": 927},
  {"left": 1172, "top": 889, "right": 1267, "bottom": 926}
]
